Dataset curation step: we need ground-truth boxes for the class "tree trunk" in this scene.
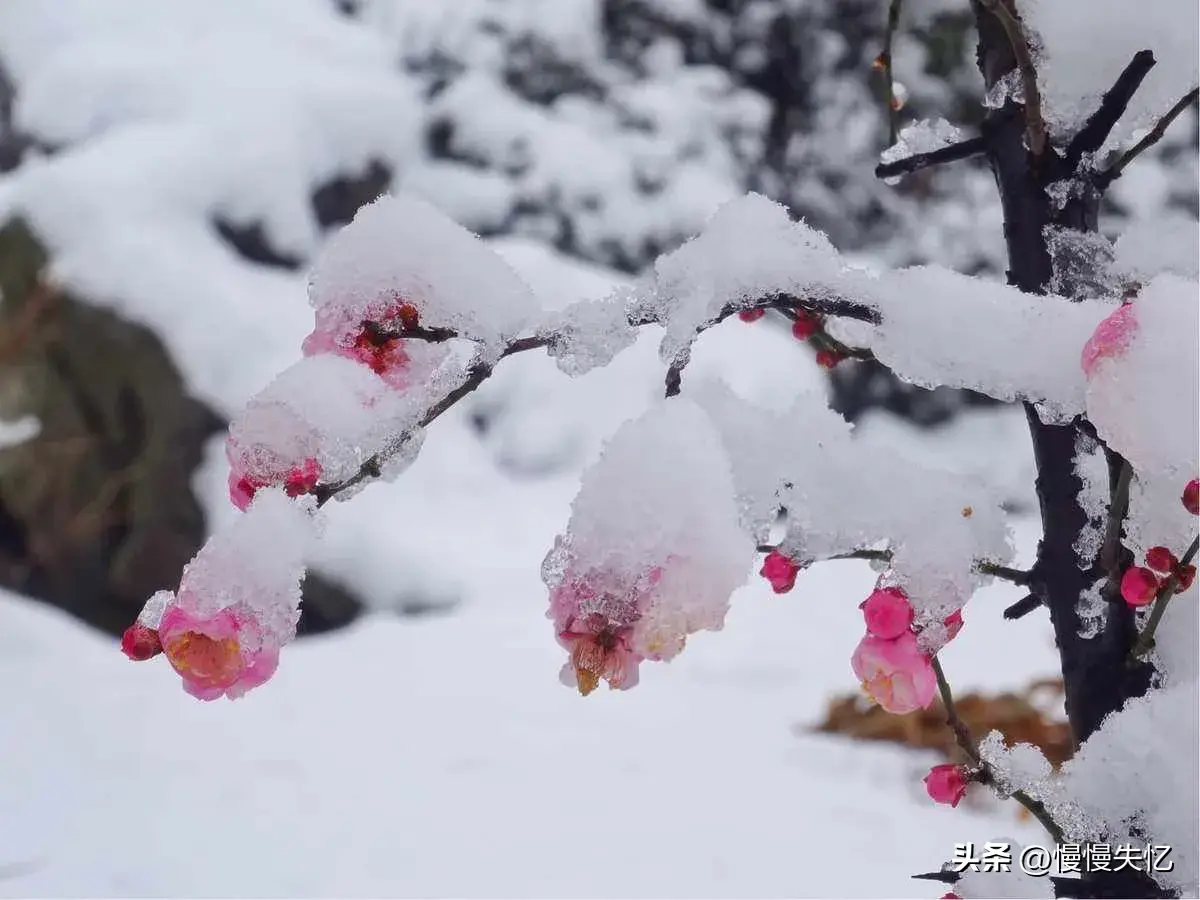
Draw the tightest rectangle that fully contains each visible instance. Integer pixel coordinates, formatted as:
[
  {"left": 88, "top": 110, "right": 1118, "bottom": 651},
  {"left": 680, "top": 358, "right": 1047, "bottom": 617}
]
[{"left": 970, "top": 4, "right": 1170, "bottom": 898}]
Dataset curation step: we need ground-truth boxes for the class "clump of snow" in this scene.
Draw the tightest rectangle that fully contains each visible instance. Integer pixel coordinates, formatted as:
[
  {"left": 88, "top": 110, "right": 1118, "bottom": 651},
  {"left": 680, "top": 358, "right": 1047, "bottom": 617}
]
[
  {"left": 879, "top": 118, "right": 966, "bottom": 181},
  {"left": 0, "top": 414, "right": 40, "bottom": 449},
  {"left": 158, "top": 487, "right": 316, "bottom": 647},
  {"left": 539, "top": 286, "right": 640, "bottom": 377},
  {"left": 983, "top": 68, "right": 1025, "bottom": 110},
  {"left": 1019, "top": 0, "right": 1200, "bottom": 146},
  {"left": 1057, "top": 681, "right": 1200, "bottom": 895},
  {"left": 544, "top": 398, "right": 754, "bottom": 668},
  {"left": 1071, "top": 433, "right": 1110, "bottom": 569},
  {"left": 957, "top": 861, "right": 1054, "bottom": 899},
  {"left": 692, "top": 380, "right": 1012, "bottom": 615},
  {"left": 1045, "top": 226, "right": 1120, "bottom": 299},
  {"left": 978, "top": 731, "right": 1054, "bottom": 798},
  {"left": 649, "top": 193, "right": 849, "bottom": 366},
  {"left": 1114, "top": 216, "right": 1200, "bottom": 283},
  {"left": 1085, "top": 274, "right": 1199, "bottom": 479},
  {"left": 868, "top": 266, "right": 1112, "bottom": 421},
  {"left": 227, "top": 350, "right": 460, "bottom": 493},
  {"left": 308, "top": 193, "right": 539, "bottom": 363}
]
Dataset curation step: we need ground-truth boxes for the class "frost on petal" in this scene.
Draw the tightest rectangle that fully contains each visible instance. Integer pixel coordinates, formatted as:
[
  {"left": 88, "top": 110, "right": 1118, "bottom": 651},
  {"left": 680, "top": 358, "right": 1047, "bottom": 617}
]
[
  {"left": 543, "top": 398, "right": 753, "bottom": 690},
  {"left": 1086, "top": 275, "right": 1199, "bottom": 480},
  {"left": 308, "top": 193, "right": 539, "bottom": 362},
  {"left": 1057, "top": 682, "right": 1199, "bottom": 895},
  {"left": 649, "top": 193, "right": 848, "bottom": 366}
]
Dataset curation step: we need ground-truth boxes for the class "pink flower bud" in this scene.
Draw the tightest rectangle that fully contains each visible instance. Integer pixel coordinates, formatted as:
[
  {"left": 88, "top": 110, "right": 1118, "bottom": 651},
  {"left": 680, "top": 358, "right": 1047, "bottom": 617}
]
[
  {"left": 860, "top": 586, "right": 914, "bottom": 640},
  {"left": 120, "top": 623, "right": 162, "bottom": 661},
  {"left": 1145, "top": 546, "right": 1178, "bottom": 573},
  {"left": 738, "top": 308, "right": 766, "bottom": 322},
  {"left": 760, "top": 549, "right": 801, "bottom": 594},
  {"left": 1184, "top": 479, "right": 1199, "bottom": 516},
  {"left": 283, "top": 457, "right": 322, "bottom": 498},
  {"left": 941, "top": 893, "right": 961, "bottom": 899},
  {"left": 923, "top": 763, "right": 969, "bottom": 807},
  {"left": 1120, "top": 566, "right": 1160, "bottom": 607}
]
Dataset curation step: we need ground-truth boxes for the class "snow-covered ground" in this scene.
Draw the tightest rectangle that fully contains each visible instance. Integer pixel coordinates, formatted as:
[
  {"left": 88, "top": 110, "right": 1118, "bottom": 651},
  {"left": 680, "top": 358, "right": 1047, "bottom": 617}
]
[{"left": 0, "top": 502, "right": 1055, "bottom": 900}]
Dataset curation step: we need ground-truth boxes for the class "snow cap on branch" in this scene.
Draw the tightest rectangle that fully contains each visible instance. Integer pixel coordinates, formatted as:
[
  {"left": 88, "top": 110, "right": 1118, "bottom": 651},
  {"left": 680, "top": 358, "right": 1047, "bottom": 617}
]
[{"left": 308, "top": 192, "right": 540, "bottom": 362}]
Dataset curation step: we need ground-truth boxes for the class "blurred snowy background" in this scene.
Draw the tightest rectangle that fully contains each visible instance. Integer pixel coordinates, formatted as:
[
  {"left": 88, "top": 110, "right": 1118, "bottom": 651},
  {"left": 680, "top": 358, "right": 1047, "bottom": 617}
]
[{"left": 0, "top": 1, "right": 1195, "bottom": 897}]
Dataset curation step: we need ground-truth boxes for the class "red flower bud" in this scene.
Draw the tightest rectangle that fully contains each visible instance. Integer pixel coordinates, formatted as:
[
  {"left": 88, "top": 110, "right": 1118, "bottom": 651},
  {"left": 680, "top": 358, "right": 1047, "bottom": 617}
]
[
  {"left": 815, "top": 349, "right": 844, "bottom": 369},
  {"left": 121, "top": 623, "right": 162, "bottom": 661},
  {"left": 1145, "top": 546, "right": 1178, "bottom": 573},
  {"left": 791, "top": 310, "right": 821, "bottom": 340},
  {"left": 738, "top": 308, "right": 766, "bottom": 323},
  {"left": 1184, "top": 479, "right": 1199, "bottom": 516},
  {"left": 923, "top": 763, "right": 968, "bottom": 807},
  {"left": 1120, "top": 566, "right": 1160, "bottom": 607},
  {"left": 760, "top": 549, "right": 801, "bottom": 594},
  {"left": 1174, "top": 563, "right": 1196, "bottom": 593}
]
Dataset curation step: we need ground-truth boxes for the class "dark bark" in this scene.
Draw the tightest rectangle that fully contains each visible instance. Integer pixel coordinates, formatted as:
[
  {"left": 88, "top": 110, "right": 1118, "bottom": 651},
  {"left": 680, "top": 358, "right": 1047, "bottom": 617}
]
[{"left": 969, "top": 4, "right": 1170, "bottom": 898}]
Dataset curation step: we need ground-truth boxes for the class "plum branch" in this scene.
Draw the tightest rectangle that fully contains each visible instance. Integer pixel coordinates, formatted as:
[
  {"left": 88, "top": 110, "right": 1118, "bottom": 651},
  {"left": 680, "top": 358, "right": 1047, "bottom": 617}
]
[
  {"left": 1096, "top": 86, "right": 1200, "bottom": 190},
  {"left": 930, "top": 656, "right": 1066, "bottom": 842},
  {"left": 1129, "top": 535, "right": 1200, "bottom": 662},
  {"left": 316, "top": 291, "right": 880, "bottom": 503},
  {"left": 754, "top": 544, "right": 1032, "bottom": 587},
  {"left": 1065, "top": 50, "right": 1156, "bottom": 170},
  {"left": 978, "top": 0, "right": 1047, "bottom": 157},
  {"left": 878, "top": 0, "right": 905, "bottom": 144}
]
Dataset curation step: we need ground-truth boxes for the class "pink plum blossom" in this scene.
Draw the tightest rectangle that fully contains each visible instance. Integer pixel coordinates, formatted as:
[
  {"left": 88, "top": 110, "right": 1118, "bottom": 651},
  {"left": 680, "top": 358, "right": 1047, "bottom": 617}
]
[
  {"left": 227, "top": 444, "right": 322, "bottom": 511},
  {"left": 851, "top": 631, "right": 936, "bottom": 714},
  {"left": 860, "top": 586, "right": 914, "bottom": 639},
  {"left": 157, "top": 600, "right": 280, "bottom": 701},
  {"left": 923, "top": 763, "right": 968, "bottom": 807},
  {"left": 302, "top": 297, "right": 419, "bottom": 390},
  {"left": 760, "top": 549, "right": 801, "bottom": 594},
  {"left": 1080, "top": 301, "right": 1138, "bottom": 378},
  {"left": 549, "top": 570, "right": 647, "bottom": 695}
]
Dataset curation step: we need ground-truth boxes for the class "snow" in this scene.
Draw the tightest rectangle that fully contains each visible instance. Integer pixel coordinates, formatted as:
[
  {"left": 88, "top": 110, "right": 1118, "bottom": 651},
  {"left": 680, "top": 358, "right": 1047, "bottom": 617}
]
[
  {"left": 1019, "top": 0, "right": 1200, "bottom": 146},
  {"left": 0, "top": 520, "right": 1057, "bottom": 897}
]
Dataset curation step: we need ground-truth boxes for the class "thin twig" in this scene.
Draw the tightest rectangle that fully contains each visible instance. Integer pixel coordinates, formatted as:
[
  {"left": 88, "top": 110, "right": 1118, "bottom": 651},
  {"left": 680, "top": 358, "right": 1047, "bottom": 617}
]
[
  {"left": 1065, "top": 50, "right": 1156, "bottom": 169},
  {"left": 755, "top": 544, "right": 1031, "bottom": 586},
  {"left": 881, "top": 0, "right": 904, "bottom": 144},
  {"left": 1096, "top": 86, "right": 1200, "bottom": 189},
  {"left": 1002, "top": 592, "right": 1041, "bottom": 620},
  {"left": 931, "top": 657, "right": 1066, "bottom": 843},
  {"left": 875, "top": 135, "right": 987, "bottom": 180},
  {"left": 1099, "top": 459, "right": 1133, "bottom": 576},
  {"left": 979, "top": 0, "right": 1047, "bottom": 156},
  {"left": 1129, "top": 535, "right": 1199, "bottom": 661}
]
